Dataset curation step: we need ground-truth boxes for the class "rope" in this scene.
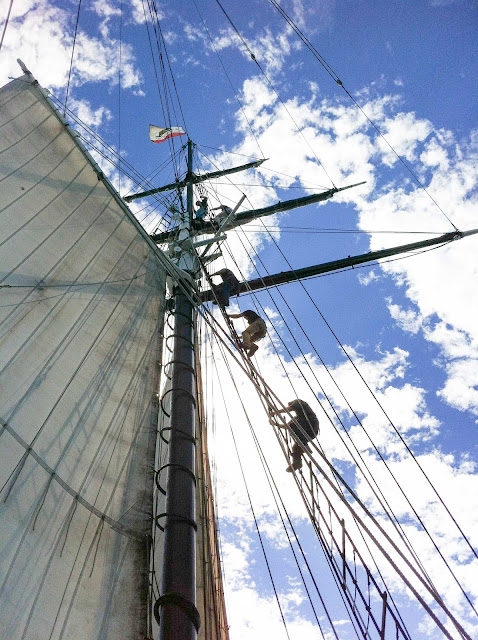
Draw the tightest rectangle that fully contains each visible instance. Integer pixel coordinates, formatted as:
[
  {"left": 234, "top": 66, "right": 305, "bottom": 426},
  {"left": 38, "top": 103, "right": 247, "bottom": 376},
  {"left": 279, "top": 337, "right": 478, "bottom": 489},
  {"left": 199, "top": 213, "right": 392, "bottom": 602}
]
[
  {"left": 63, "top": 0, "right": 83, "bottom": 116},
  {"left": 208, "top": 337, "right": 340, "bottom": 639},
  {"left": 266, "top": 0, "right": 459, "bottom": 232},
  {"left": 0, "top": 0, "right": 14, "bottom": 53},
  {"left": 118, "top": 0, "right": 123, "bottom": 194},
  {"left": 191, "top": 0, "right": 265, "bottom": 159},
  {"left": 207, "top": 332, "right": 292, "bottom": 640},
  {"left": 213, "top": 0, "right": 337, "bottom": 189}
]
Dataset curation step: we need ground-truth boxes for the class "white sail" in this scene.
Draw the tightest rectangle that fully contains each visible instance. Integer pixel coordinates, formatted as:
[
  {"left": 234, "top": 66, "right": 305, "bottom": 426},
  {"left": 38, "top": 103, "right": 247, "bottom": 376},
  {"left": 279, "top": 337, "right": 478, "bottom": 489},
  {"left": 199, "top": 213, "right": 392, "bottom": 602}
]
[{"left": 0, "top": 73, "right": 167, "bottom": 639}]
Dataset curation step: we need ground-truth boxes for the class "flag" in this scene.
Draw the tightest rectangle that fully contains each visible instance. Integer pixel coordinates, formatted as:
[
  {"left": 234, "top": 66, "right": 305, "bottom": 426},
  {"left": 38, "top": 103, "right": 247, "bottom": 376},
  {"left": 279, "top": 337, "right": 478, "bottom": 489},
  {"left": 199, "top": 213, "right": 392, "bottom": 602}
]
[{"left": 149, "top": 125, "right": 185, "bottom": 144}]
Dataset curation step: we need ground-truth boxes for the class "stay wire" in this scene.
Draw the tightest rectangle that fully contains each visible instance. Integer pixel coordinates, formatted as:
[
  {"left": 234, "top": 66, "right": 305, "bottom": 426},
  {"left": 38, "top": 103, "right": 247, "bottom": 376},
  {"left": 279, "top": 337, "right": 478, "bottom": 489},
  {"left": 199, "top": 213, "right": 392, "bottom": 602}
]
[
  {"left": 63, "top": 0, "right": 82, "bottom": 116},
  {"left": 208, "top": 329, "right": 322, "bottom": 640},
  {"left": 246, "top": 399, "right": 367, "bottom": 640},
  {"left": 200, "top": 324, "right": 233, "bottom": 631},
  {"left": 208, "top": 338, "right": 292, "bottom": 640},
  {"left": 204, "top": 279, "right": 402, "bottom": 640},
  {"left": 260, "top": 220, "right": 478, "bottom": 567},
  {"left": 213, "top": 0, "right": 337, "bottom": 189},
  {"left": 267, "top": 0, "right": 459, "bottom": 232},
  {"left": 210, "top": 339, "right": 335, "bottom": 640},
  {"left": 142, "top": 0, "right": 184, "bottom": 181},
  {"left": 198, "top": 143, "right": 329, "bottom": 189},
  {"left": 0, "top": 0, "right": 14, "bottom": 53},
  {"left": 50, "top": 92, "right": 174, "bottom": 189},
  {"left": 202, "top": 174, "right": 469, "bottom": 609},
  {"left": 169, "top": 256, "right": 472, "bottom": 637},
  {"left": 156, "top": 9, "right": 189, "bottom": 136},
  {"left": 191, "top": 0, "right": 265, "bottom": 159},
  {"left": 237, "top": 225, "right": 447, "bottom": 235},
  {"left": 47, "top": 95, "right": 177, "bottom": 227},
  {"left": 219, "top": 226, "right": 440, "bottom": 610},
  {"left": 118, "top": 0, "right": 123, "bottom": 194}
]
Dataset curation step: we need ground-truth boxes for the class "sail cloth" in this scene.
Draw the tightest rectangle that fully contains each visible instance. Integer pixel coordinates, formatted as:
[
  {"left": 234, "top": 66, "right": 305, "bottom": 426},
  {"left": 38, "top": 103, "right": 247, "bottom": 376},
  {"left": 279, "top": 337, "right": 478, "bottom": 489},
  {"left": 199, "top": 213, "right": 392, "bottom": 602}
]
[
  {"left": 149, "top": 124, "right": 185, "bottom": 143},
  {"left": 0, "top": 74, "right": 167, "bottom": 639}
]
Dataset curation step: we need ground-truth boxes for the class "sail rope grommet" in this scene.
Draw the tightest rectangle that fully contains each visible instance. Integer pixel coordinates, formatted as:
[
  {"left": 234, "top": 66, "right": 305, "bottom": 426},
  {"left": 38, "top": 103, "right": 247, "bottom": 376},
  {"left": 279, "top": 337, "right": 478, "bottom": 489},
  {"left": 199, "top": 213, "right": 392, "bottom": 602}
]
[
  {"left": 161, "top": 359, "right": 195, "bottom": 376},
  {"left": 159, "top": 426, "right": 196, "bottom": 445},
  {"left": 155, "top": 463, "right": 197, "bottom": 495},
  {"left": 165, "top": 332, "right": 195, "bottom": 350},
  {"left": 153, "top": 591, "right": 201, "bottom": 633},
  {"left": 154, "top": 513, "right": 198, "bottom": 532},
  {"left": 163, "top": 362, "right": 173, "bottom": 381},
  {"left": 160, "top": 387, "right": 197, "bottom": 418},
  {"left": 170, "top": 309, "right": 195, "bottom": 327},
  {"left": 159, "top": 426, "right": 171, "bottom": 444}
]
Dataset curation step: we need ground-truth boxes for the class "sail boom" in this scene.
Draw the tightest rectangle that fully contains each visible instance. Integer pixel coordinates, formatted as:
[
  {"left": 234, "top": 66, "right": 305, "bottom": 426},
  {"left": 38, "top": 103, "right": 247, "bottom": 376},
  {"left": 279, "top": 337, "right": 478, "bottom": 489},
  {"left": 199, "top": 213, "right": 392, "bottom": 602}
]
[
  {"left": 151, "top": 182, "right": 365, "bottom": 243},
  {"left": 124, "top": 158, "right": 266, "bottom": 202},
  {"left": 201, "top": 228, "right": 477, "bottom": 300}
]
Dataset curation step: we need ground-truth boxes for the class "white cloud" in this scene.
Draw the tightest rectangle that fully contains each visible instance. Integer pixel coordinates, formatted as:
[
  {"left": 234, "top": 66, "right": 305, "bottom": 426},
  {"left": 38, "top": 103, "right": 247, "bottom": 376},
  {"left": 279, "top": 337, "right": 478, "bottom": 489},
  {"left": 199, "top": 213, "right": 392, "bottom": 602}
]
[
  {"left": 0, "top": 0, "right": 142, "bottom": 91},
  {"left": 358, "top": 269, "right": 380, "bottom": 285},
  {"left": 377, "top": 111, "right": 433, "bottom": 166},
  {"left": 437, "top": 358, "right": 478, "bottom": 414},
  {"left": 68, "top": 98, "right": 113, "bottom": 128},
  {"left": 184, "top": 11, "right": 304, "bottom": 76},
  {"left": 387, "top": 301, "right": 422, "bottom": 334}
]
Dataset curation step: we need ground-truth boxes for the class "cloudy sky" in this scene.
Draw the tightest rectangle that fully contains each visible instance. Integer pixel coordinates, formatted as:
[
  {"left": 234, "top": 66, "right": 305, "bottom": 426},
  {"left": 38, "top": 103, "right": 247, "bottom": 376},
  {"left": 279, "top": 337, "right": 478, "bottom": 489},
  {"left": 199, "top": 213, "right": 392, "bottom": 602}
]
[{"left": 1, "top": 0, "right": 477, "bottom": 638}]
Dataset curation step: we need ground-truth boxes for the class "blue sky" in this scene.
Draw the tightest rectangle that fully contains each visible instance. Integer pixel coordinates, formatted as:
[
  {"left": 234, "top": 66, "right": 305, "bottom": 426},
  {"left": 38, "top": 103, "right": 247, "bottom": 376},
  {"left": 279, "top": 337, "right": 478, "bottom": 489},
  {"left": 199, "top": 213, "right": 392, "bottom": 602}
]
[{"left": 1, "top": 0, "right": 477, "bottom": 638}]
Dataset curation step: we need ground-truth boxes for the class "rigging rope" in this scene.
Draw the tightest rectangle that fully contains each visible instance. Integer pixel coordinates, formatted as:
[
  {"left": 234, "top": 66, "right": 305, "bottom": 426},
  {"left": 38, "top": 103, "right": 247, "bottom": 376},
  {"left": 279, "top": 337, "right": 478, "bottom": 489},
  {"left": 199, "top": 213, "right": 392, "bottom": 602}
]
[
  {"left": 191, "top": 0, "right": 265, "bottom": 159},
  {"left": 0, "top": 0, "right": 14, "bottom": 54},
  {"left": 213, "top": 0, "right": 338, "bottom": 189},
  {"left": 203, "top": 296, "right": 418, "bottom": 637},
  {"left": 208, "top": 334, "right": 292, "bottom": 640},
  {"left": 231, "top": 205, "right": 478, "bottom": 608},
  {"left": 63, "top": 0, "right": 83, "bottom": 116},
  {"left": 207, "top": 324, "right": 334, "bottom": 639},
  {"left": 118, "top": 0, "right": 123, "bottom": 194},
  {"left": 214, "top": 227, "right": 455, "bottom": 619},
  {"left": 266, "top": 0, "right": 459, "bottom": 233},
  {"left": 185, "top": 151, "right": 476, "bottom": 624},
  {"left": 167, "top": 247, "right": 472, "bottom": 640}
]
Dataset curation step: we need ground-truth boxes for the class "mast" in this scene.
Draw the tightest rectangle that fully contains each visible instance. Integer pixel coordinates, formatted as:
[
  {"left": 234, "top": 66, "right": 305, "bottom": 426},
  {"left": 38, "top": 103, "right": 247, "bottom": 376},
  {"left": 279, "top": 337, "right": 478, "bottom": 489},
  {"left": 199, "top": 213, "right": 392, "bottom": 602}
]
[
  {"left": 151, "top": 141, "right": 476, "bottom": 640},
  {"left": 158, "top": 140, "right": 199, "bottom": 640}
]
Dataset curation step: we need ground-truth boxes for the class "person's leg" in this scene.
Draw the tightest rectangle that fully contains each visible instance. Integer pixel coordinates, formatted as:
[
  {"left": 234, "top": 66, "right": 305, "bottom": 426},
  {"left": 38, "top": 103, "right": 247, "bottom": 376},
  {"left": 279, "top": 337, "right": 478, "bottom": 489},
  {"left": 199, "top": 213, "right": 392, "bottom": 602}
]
[
  {"left": 286, "top": 443, "right": 303, "bottom": 472},
  {"left": 246, "top": 341, "right": 258, "bottom": 356},
  {"left": 244, "top": 321, "right": 265, "bottom": 355},
  {"left": 211, "top": 284, "right": 224, "bottom": 306},
  {"left": 242, "top": 326, "right": 253, "bottom": 348}
]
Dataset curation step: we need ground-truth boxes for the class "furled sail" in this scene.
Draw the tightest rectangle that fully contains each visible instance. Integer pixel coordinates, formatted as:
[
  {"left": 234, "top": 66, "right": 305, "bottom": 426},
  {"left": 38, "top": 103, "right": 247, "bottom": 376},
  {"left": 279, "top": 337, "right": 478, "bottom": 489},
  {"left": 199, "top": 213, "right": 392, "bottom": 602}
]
[{"left": 0, "top": 72, "right": 167, "bottom": 639}]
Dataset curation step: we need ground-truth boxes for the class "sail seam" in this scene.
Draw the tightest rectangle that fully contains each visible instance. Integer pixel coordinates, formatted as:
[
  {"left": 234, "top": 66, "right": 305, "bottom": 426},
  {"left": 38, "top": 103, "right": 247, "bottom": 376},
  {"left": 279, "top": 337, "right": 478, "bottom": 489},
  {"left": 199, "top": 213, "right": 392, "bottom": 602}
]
[{"left": 0, "top": 417, "right": 144, "bottom": 540}]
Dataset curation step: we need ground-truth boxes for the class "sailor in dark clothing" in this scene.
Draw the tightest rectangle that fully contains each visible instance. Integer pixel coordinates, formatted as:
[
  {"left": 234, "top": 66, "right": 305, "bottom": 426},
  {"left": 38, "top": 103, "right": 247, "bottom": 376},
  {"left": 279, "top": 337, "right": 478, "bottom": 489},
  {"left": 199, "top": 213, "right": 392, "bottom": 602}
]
[
  {"left": 195, "top": 197, "right": 208, "bottom": 221},
  {"left": 211, "top": 268, "right": 240, "bottom": 307},
  {"left": 228, "top": 310, "right": 267, "bottom": 357},
  {"left": 270, "top": 399, "right": 319, "bottom": 472}
]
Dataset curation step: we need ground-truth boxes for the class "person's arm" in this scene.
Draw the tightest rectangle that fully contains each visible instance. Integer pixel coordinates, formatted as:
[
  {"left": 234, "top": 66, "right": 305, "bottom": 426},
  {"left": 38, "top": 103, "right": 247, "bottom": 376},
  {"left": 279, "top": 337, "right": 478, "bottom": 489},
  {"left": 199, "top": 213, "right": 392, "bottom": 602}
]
[
  {"left": 268, "top": 406, "right": 288, "bottom": 418},
  {"left": 228, "top": 313, "right": 243, "bottom": 319}
]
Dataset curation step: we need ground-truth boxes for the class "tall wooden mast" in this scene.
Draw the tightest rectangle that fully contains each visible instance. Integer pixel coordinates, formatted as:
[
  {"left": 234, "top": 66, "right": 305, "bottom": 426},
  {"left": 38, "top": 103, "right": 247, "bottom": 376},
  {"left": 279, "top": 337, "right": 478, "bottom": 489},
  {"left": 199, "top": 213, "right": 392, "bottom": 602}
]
[
  {"left": 154, "top": 142, "right": 477, "bottom": 640},
  {"left": 158, "top": 140, "right": 199, "bottom": 640}
]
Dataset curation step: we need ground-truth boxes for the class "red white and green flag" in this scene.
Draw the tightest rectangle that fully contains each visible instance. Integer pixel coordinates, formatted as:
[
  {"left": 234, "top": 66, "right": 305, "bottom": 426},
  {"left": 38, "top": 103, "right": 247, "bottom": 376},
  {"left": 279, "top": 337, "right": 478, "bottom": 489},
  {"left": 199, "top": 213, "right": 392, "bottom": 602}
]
[{"left": 149, "top": 125, "right": 185, "bottom": 144}]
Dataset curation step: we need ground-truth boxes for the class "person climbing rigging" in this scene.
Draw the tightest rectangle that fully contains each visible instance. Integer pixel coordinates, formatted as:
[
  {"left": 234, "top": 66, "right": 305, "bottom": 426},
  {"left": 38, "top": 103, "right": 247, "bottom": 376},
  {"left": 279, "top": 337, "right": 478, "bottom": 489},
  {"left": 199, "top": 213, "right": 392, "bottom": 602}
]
[
  {"left": 269, "top": 399, "right": 319, "bottom": 472},
  {"left": 228, "top": 309, "right": 266, "bottom": 357},
  {"left": 211, "top": 203, "right": 233, "bottom": 225},
  {"left": 211, "top": 268, "right": 240, "bottom": 307},
  {"left": 195, "top": 197, "right": 208, "bottom": 221}
]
